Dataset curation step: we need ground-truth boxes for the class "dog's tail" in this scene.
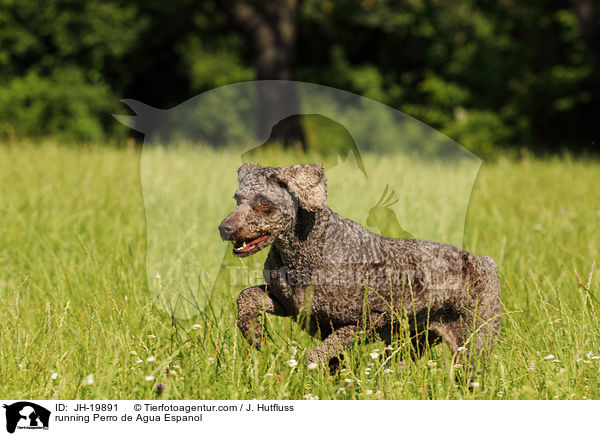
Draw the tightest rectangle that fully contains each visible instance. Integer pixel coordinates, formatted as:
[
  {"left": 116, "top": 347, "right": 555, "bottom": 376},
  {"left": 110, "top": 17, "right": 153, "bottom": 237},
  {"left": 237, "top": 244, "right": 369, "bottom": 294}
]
[{"left": 482, "top": 255, "right": 496, "bottom": 268}]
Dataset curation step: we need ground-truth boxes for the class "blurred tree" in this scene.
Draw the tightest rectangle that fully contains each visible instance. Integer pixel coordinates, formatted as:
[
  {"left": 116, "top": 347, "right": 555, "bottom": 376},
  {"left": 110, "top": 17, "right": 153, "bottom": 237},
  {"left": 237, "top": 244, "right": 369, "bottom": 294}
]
[
  {"left": 217, "top": 0, "right": 306, "bottom": 149},
  {"left": 295, "top": 0, "right": 599, "bottom": 154},
  {"left": 571, "top": 0, "right": 600, "bottom": 74},
  {"left": 0, "top": 0, "right": 598, "bottom": 153}
]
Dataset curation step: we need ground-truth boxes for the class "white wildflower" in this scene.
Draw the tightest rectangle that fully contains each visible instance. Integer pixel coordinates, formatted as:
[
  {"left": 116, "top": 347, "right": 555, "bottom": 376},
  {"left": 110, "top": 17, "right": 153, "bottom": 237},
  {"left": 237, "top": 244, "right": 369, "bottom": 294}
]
[
  {"left": 542, "top": 354, "right": 555, "bottom": 361},
  {"left": 369, "top": 351, "right": 379, "bottom": 360},
  {"left": 286, "top": 359, "right": 298, "bottom": 368},
  {"left": 307, "top": 362, "right": 318, "bottom": 370},
  {"left": 84, "top": 374, "right": 94, "bottom": 385},
  {"left": 136, "top": 359, "right": 143, "bottom": 364},
  {"left": 365, "top": 389, "right": 373, "bottom": 395},
  {"left": 457, "top": 346, "right": 467, "bottom": 352},
  {"left": 191, "top": 324, "right": 202, "bottom": 330},
  {"left": 427, "top": 360, "right": 437, "bottom": 368},
  {"left": 145, "top": 375, "right": 155, "bottom": 382},
  {"left": 469, "top": 381, "right": 480, "bottom": 388},
  {"left": 50, "top": 372, "right": 58, "bottom": 380},
  {"left": 146, "top": 356, "right": 156, "bottom": 363}
]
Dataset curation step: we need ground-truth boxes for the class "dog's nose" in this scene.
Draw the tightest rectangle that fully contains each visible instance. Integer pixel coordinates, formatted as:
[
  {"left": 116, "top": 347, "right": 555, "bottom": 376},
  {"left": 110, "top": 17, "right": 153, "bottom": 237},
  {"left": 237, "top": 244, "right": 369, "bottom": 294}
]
[{"left": 218, "top": 222, "right": 234, "bottom": 241}]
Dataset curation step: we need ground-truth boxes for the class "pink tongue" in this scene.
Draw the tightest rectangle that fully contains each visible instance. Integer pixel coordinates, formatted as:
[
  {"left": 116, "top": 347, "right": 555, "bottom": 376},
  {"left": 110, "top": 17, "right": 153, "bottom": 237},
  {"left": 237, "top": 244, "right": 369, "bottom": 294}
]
[{"left": 236, "top": 235, "right": 268, "bottom": 252}]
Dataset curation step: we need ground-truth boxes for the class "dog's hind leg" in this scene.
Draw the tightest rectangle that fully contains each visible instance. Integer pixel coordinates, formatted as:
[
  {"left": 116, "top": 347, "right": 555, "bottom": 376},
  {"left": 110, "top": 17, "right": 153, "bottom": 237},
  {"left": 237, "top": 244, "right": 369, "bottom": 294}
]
[{"left": 308, "top": 325, "right": 356, "bottom": 375}]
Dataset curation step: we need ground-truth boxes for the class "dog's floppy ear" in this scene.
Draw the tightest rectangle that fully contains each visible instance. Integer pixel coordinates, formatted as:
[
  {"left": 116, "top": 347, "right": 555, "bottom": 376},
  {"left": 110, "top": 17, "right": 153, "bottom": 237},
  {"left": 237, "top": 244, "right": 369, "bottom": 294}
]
[
  {"left": 237, "top": 162, "right": 261, "bottom": 182},
  {"left": 277, "top": 164, "right": 327, "bottom": 211}
]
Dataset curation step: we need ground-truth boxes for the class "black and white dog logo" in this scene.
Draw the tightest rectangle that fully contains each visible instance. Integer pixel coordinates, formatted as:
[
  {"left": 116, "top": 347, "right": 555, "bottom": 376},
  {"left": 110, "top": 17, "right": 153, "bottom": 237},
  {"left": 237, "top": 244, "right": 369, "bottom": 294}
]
[{"left": 3, "top": 402, "right": 50, "bottom": 433}]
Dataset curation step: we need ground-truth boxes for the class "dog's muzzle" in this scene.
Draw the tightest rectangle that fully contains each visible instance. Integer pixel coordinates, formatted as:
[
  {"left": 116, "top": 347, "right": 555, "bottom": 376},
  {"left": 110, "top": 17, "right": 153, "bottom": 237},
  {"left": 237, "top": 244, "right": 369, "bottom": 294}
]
[{"left": 218, "top": 221, "right": 234, "bottom": 240}]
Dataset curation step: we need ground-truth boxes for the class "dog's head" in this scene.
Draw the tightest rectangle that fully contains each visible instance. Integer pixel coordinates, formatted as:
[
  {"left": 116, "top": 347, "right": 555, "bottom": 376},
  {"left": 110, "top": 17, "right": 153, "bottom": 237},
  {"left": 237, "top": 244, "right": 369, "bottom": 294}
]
[{"left": 218, "top": 162, "right": 327, "bottom": 257}]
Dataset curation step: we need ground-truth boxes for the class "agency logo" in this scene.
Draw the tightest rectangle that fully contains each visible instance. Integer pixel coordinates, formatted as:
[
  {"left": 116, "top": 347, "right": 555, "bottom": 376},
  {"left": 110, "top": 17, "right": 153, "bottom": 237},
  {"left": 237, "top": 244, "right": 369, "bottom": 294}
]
[
  {"left": 2, "top": 402, "right": 50, "bottom": 433},
  {"left": 115, "top": 80, "right": 481, "bottom": 320}
]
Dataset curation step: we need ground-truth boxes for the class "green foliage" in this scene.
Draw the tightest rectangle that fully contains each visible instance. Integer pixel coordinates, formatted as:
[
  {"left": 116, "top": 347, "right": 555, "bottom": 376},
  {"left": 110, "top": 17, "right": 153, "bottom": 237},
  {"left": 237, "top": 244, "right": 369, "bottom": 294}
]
[
  {"left": 178, "top": 34, "right": 254, "bottom": 90},
  {"left": 298, "top": 0, "right": 600, "bottom": 155},
  {"left": 0, "top": 0, "right": 146, "bottom": 141},
  {"left": 0, "top": 0, "right": 598, "bottom": 152},
  {"left": 444, "top": 109, "right": 513, "bottom": 158},
  {"left": 0, "top": 69, "right": 117, "bottom": 142}
]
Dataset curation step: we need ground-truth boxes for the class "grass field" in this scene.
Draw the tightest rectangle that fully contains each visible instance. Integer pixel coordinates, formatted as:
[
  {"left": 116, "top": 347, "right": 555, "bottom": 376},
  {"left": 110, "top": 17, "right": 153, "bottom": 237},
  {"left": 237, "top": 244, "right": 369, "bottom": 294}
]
[{"left": 1, "top": 142, "right": 599, "bottom": 400}]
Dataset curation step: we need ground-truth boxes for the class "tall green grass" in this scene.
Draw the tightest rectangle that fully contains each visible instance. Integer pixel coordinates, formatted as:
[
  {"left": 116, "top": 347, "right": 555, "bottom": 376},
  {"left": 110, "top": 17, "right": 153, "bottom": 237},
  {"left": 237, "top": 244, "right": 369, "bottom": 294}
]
[{"left": 0, "top": 142, "right": 598, "bottom": 399}]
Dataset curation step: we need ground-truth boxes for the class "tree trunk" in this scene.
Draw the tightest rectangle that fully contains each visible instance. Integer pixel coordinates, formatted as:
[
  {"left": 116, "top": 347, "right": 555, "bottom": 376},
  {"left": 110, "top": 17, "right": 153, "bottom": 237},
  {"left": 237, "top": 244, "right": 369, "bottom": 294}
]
[
  {"left": 218, "top": 0, "right": 306, "bottom": 149},
  {"left": 571, "top": 0, "right": 600, "bottom": 76}
]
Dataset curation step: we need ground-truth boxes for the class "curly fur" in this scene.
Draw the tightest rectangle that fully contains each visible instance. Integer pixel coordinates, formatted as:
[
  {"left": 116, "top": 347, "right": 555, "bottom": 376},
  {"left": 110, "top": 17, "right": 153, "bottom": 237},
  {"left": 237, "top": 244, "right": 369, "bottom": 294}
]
[{"left": 219, "top": 163, "right": 502, "bottom": 372}]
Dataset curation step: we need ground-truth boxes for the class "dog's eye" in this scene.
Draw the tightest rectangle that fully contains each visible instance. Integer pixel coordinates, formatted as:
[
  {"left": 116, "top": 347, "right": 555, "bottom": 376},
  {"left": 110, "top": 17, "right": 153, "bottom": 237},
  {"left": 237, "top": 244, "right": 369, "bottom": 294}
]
[{"left": 256, "top": 197, "right": 273, "bottom": 211}]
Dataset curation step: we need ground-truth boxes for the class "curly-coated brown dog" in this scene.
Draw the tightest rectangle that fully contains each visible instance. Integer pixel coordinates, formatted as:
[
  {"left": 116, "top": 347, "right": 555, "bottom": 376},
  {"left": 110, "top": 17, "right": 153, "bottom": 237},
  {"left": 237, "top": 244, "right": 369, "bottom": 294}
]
[{"left": 219, "top": 163, "right": 502, "bottom": 373}]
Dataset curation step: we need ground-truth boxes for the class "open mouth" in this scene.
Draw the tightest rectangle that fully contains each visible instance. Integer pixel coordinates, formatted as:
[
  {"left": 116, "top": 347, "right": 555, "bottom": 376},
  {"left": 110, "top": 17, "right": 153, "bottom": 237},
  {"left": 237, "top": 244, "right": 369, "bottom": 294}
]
[{"left": 232, "top": 234, "right": 271, "bottom": 257}]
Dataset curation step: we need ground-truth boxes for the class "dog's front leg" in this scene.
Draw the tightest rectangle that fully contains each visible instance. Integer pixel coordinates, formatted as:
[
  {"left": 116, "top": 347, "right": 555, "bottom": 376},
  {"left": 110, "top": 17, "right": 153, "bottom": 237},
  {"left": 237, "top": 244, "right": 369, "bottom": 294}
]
[
  {"left": 236, "top": 285, "right": 285, "bottom": 350},
  {"left": 308, "top": 325, "right": 356, "bottom": 374}
]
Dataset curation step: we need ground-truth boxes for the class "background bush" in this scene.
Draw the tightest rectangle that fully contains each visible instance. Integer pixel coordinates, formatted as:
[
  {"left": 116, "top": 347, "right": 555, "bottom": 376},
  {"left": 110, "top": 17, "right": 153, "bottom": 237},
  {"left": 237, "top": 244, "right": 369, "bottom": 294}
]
[{"left": 0, "top": 0, "right": 598, "bottom": 154}]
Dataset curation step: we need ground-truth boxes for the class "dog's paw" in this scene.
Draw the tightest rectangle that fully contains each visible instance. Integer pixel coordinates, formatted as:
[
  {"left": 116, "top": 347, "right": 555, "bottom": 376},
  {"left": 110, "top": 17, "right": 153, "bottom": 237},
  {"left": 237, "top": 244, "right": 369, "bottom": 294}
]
[
  {"left": 305, "top": 354, "right": 344, "bottom": 375},
  {"left": 328, "top": 356, "right": 341, "bottom": 375},
  {"left": 237, "top": 319, "right": 264, "bottom": 350},
  {"left": 247, "top": 327, "right": 263, "bottom": 350}
]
